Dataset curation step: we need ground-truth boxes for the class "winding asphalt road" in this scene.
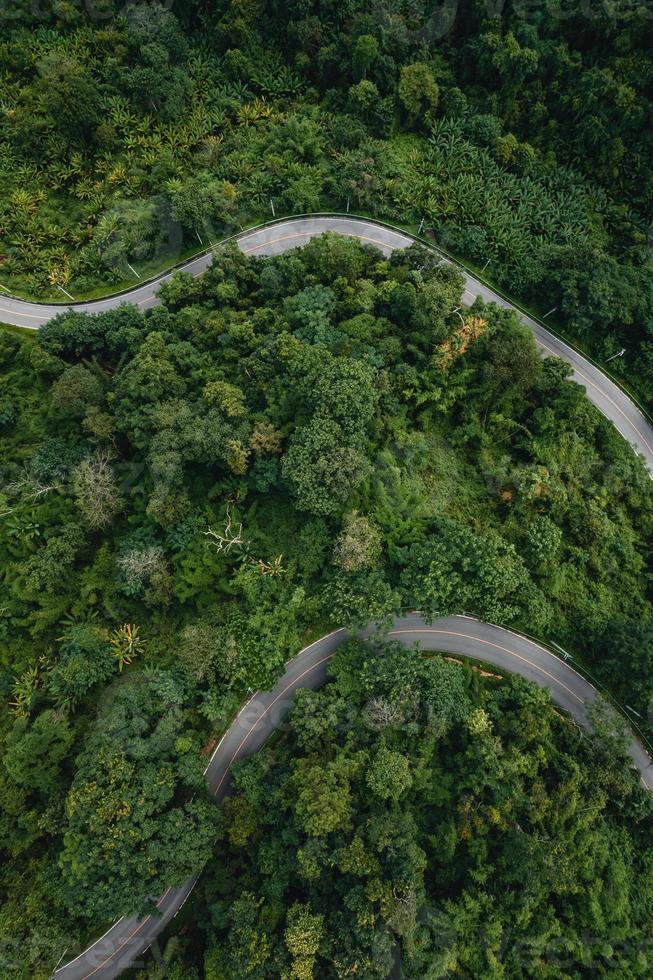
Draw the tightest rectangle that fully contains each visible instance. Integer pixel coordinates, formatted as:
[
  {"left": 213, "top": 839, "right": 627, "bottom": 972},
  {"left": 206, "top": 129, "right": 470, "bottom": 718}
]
[
  {"left": 27, "top": 218, "right": 650, "bottom": 976},
  {"left": 54, "top": 613, "right": 653, "bottom": 980},
  {"left": 2, "top": 216, "right": 652, "bottom": 472}
]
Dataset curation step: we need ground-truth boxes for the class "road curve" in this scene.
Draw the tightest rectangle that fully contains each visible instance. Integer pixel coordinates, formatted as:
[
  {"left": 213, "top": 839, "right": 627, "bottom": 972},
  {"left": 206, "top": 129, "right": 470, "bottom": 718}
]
[
  {"left": 54, "top": 613, "right": 653, "bottom": 980},
  {"left": 2, "top": 216, "right": 652, "bottom": 472}
]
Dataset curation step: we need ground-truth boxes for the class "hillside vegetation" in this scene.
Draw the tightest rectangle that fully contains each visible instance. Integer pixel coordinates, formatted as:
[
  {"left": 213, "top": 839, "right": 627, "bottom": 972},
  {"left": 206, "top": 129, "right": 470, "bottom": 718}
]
[
  {"left": 189, "top": 637, "right": 653, "bottom": 979},
  {"left": 1, "top": 3, "right": 652, "bottom": 977},
  {"left": 1, "top": 237, "right": 652, "bottom": 975},
  {"left": 0, "top": 1, "right": 652, "bottom": 401}
]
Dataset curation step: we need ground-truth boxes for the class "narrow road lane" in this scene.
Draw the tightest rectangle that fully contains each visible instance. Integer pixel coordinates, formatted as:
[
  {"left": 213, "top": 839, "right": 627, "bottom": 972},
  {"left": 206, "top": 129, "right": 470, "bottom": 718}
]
[{"left": 54, "top": 614, "right": 653, "bottom": 980}]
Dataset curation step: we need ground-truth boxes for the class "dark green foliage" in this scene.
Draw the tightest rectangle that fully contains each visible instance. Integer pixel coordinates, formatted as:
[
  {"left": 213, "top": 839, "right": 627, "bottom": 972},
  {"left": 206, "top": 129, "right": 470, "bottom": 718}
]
[
  {"left": 192, "top": 639, "right": 653, "bottom": 979},
  {"left": 1, "top": 1, "right": 653, "bottom": 401},
  {"left": 58, "top": 670, "right": 220, "bottom": 922},
  {"left": 0, "top": 4, "right": 652, "bottom": 977},
  {"left": 0, "top": 235, "right": 651, "bottom": 974}
]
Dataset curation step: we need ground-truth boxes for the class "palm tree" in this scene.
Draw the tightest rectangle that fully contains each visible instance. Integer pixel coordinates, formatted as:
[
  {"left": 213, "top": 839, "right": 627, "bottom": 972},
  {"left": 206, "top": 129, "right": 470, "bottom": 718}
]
[{"left": 110, "top": 624, "right": 145, "bottom": 672}]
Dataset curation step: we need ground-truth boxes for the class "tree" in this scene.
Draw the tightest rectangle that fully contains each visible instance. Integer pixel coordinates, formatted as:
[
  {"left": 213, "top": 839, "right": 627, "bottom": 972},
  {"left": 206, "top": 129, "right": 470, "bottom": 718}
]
[
  {"left": 592, "top": 620, "right": 653, "bottom": 721},
  {"left": 586, "top": 695, "right": 633, "bottom": 769},
  {"left": 366, "top": 745, "right": 412, "bottom": 800},
  {"left": 20, "top": 524, "right": 85, "bottom": 597},
  {"left": 110, "top": 624, "right": 145, "bottom": 672},
  {"left": 34, "top": 52, "right": 101, "bottom": 137},
  {"left": 333, "top": 511, "right": 382, "bottom": 572},
  {"left": 59, "top": 672, "right": 220, "bottom": 920},
  {"left": 169, "top": 175, "right": 237, "bottom": 237},
  {"left": 399, "top": 517, "right": 541, "bottom": 626},
  {"left": 323, "top": 569, "right": 400, "bottom": 629},
  {"left": 285, "top": 903, "right": 324, "bottom": 979},
  {"left": 72, "top": 451, "right": 121, "bottom": 529},
  {"left": 352, "top": 35, "right": 378, "bottom": 82},
  {"left": 120, "top": 5, "right": 190, "bottom": 119},
  {"left": 475, "top": 31, "right": 540, "bottom": 89},
  {"left": 348, "top": 80, "right": 379, "bottom": 118},
  {"left": 117, "top": 546, "right": 171, "bottom": 604},
  {"left": 282, "top": 414, "right": 370, "bottom": 516},
  {"left": 50, "top": 365, "right": 103, "bottom": 418},
  {"left": 398, "top": 63, "right": 439, "bottom": 122},
  {"left": 4, "top": 709, "right": 73, "bottom": 794},
  {"left": 292, "top": 759, "right": 354, "bottom": 837},
  {"left": 47, "top": 623, "right": 115, "bottom": 708}
]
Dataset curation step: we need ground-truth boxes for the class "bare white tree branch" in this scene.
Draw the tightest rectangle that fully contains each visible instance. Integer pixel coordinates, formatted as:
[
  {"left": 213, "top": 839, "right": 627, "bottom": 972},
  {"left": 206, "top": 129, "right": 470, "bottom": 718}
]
[{"left": 204, "top": 504, "right": 245, "bottom": 554}]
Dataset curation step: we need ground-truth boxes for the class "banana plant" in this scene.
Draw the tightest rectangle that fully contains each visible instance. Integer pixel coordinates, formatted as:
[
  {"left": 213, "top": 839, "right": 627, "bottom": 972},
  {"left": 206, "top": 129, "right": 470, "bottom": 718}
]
[{"left": 9, "top": 665, "right": 40, "bottom": 718}]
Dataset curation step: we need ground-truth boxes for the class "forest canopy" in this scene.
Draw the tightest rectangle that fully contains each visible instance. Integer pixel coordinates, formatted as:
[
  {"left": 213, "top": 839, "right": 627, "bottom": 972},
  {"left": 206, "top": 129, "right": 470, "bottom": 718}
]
[
  {"left": 159, "top": 637, "right": 653, "bottom": 979},
  {"left": 1, "top": 236, "right": 652, "bottom": 975},
  {"left": 0, "top": 0, "right": 652, "bottom": 402},
  {"left": 1, "top": 1, "right": 653, "bottom": 977}
]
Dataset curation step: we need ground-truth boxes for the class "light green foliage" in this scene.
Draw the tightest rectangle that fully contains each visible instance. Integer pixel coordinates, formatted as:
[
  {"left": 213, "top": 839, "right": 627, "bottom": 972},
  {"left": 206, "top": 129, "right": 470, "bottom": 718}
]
[
  {"left": 4, "top": 709, "right": 73, "bottom": 794},
  {"left": 292, "top": 759, "right": 354, "bottom": 837},
  {"left": 333, "top": 511, "right": 382, "bottom": 572},
  {"left": 285, "top": 903, "right": 324, "bottom": 979},
  {"left": 399, "top": 517, "right": 546, "bottom": 626},
  {"left": 398, "top": 63, "right": 439, "bottom": 121},
  {"left": 366, "top": 745, "right": 412, "bottom": 800}
]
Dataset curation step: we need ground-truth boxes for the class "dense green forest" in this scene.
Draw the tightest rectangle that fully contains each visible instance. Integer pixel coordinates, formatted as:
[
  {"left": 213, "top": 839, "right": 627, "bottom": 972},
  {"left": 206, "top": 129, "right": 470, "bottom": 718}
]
[
  {"left": 1, "top": 2, "right": 653, "bottom": 977},
  {"left": 1, "top": 1, "right": 653, "bottom": 402},
  {"left": 155, "top": 637, "right": 653, "bottom": 979},
  {"left": 1, "top": 237, "right": 652, "bottom": 975}
]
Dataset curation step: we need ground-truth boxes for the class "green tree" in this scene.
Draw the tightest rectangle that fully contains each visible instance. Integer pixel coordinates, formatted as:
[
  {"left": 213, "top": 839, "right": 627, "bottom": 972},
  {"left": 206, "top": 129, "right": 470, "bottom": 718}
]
[
  {"left": 285, "top": 903, "right": 324, "bottom": 979},
  {"left": 4, "top": 709, "right": 73, "bottom": 794},
  {"left": 366, "top": 745, "right": 412, "bottom": 800},
  {"left": 50, "top": 365, "right": 103, "bottom": 418},
  {"left": 282, "top": 414, "right": 370, "bottom": 517},
  {"left": 47, "top": 623, "right": 115, "bottom": 708},
  {"left": 398, "top": 63, "right": 439, "bottom": 122},
  {"left": 34, "top": 52, "right": 101, "bottom": 137},
  {"left": 58, "top": 672, "right": 220, "bottom": 920},
  {"left": 352, "top": 35, "right": 378, "bottom": 82}
]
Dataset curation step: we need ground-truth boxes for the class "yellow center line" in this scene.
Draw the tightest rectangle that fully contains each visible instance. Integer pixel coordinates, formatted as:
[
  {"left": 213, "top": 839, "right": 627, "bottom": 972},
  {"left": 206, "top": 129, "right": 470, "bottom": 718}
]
[
  {"left": 387, "top": 628, "right": 584, "bottom": 704},
  {"left": 79, "top": 651, "right": 332, "bottom": 979},
  {"left": 240, "top": 229, "right": 405, "bottom": 254}
]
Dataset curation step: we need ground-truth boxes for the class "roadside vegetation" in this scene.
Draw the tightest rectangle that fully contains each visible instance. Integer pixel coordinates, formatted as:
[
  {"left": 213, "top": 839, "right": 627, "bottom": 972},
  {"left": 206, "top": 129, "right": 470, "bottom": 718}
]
[
  {"left": 0, "top": 237, "right": 652, "bottom": 975},
  {"left": 180, "top": 637, "right": 653, "bottom": 979},
  {"left": 1, "top": 2, "right": 653, "bottom": 402},
  {"left": 1, "top": 3, "right": 653, "bottom": 977}
]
